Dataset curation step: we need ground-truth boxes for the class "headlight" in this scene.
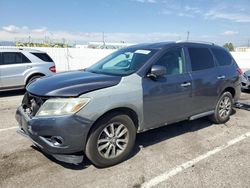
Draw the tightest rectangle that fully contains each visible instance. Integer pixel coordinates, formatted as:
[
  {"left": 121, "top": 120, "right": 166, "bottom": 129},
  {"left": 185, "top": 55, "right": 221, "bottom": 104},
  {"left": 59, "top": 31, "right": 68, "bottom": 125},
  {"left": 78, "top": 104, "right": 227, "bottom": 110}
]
[{"left": 36, "top": 98, "right": 90, "bottom": 117}]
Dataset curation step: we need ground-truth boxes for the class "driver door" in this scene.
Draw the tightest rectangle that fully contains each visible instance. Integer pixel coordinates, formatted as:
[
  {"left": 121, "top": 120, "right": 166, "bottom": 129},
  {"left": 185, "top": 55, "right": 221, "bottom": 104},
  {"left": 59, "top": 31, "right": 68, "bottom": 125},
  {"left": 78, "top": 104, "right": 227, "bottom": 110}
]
[{"left": 142, "top": 47, "right": 193, "bottom": 129}]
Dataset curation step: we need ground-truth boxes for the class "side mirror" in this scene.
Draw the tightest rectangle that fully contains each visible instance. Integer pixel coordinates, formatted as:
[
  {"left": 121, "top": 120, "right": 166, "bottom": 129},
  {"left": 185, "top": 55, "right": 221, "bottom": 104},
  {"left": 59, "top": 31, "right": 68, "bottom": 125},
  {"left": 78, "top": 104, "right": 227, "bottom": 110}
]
[{"left": 147, "top": 65, "right": 166, "bottom": 79}]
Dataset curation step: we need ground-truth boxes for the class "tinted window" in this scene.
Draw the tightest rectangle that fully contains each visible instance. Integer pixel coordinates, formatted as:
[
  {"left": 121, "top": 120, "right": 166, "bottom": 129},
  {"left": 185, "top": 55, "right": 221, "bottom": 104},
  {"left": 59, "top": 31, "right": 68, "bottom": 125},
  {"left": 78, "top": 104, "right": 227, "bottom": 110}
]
[
  {"left": 156, "top": 48, "right": 185, "bottom": 75},
  {"left": 188, "top": 48, "right": 214, "bottom": 71},
  {"left": 31, "top": 53, "right": 53, "bottom": 62},
  {"left": 1, "top": 52, "right": 31, "bottom": 65},
  {"left": 211, "top": 48, "right": 232, "bottom": 66},
  {"left": 22, "top": 54, "right": 31, "bottom": 63}
]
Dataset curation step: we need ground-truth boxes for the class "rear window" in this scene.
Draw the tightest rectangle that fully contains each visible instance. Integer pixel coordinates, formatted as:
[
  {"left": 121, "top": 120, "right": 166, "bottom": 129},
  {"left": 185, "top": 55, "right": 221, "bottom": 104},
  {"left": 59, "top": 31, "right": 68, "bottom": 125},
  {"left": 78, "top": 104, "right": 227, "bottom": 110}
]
[
  {"left": 211, "top": 48, "right": 232, "bottom": 66},
  {"left": 188, "top": 48, "right": 215, "bottom": 71},
  {"left": 31, "top": 53, "right": 53, "bottom": 62},
  {"left": 1, "top": 52, "right": 31, "bottom": 65}
]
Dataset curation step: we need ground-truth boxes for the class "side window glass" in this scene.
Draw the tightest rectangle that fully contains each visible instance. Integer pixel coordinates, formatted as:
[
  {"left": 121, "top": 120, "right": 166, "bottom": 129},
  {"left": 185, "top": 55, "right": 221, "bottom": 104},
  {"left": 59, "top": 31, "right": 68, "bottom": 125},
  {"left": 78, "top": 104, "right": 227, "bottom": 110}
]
[
  {"left": 16, "top": 53, "right": 22, "bottom": 63},
  {"left": 188, "top": 47, "right": 214, "bottom": 71},
  {"left": 211, "top": 48, "right": 232, "bottom": 66},
  {"left": 21, "top": 54, "right": 31, "bottom": 63},
  {"left": 0, "top": 53, "right": 2, "bottom": 65},
  {"left": 2, "top": 52, "right": 30, "bottom": 64},
  {"left": 155, "top": 48, "right": 185, "bottom": 75},
  {"left": 2, "top": 52, "right": 16, "bottom": 64}
]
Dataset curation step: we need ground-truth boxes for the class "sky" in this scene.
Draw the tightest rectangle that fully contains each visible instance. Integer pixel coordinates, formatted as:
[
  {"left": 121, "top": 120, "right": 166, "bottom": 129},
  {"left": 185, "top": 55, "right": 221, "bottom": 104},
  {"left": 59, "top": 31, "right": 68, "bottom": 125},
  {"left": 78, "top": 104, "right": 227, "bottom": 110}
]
[{"left": 0, "top": 0, "right": 250, "bottom": 46}]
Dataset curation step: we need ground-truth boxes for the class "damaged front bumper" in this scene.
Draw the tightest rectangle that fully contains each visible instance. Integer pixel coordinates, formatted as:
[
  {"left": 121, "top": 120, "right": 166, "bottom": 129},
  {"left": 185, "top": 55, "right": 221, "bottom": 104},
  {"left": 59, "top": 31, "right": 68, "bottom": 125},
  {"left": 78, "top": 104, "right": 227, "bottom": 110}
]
[{"left": 15, "top": 106, "right": 93, "bottom": 164}]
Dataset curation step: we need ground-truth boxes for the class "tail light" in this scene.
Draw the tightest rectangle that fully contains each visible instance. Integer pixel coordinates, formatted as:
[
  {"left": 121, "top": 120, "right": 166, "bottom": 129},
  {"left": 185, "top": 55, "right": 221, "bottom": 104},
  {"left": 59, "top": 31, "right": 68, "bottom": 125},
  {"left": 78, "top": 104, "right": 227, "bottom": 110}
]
[
  {"left": 237, "top": 68, "right": 243, "bottom": 75},
  {"left": 49, "top": 66, "right": 56, "bottom": 73}
]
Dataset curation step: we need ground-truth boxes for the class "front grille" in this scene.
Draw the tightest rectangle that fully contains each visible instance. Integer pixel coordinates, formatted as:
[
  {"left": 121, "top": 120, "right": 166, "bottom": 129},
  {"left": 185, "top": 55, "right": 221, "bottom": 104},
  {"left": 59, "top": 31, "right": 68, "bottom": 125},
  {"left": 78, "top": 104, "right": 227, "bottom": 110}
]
[{"left": 22, "top": 92, "right": 47, "bottom": 117}]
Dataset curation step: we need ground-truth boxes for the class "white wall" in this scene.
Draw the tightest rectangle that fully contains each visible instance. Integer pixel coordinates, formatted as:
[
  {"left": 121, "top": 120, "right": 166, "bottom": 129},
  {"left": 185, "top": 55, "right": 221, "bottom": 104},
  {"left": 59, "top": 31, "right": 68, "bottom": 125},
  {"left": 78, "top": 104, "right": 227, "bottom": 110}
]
[
  {"left": 1, "top": 46, "right": 250, "bottom": 72},
  {"left": 231, "top": 52, "right": 250, "bottom": 71},
  {"left": 25, "top": 47, "right": 115, "bottom": 72},
  {"left": 41, "top": 49, "right": 250, "bottom": 72}
]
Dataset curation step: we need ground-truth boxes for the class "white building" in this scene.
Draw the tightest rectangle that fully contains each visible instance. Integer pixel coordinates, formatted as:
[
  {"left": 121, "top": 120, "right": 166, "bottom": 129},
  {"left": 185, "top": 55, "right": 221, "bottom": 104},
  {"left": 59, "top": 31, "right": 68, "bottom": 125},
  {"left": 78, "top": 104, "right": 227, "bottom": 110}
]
[{"left": 235, "top": 46, "right": 250, "bottom": 52}]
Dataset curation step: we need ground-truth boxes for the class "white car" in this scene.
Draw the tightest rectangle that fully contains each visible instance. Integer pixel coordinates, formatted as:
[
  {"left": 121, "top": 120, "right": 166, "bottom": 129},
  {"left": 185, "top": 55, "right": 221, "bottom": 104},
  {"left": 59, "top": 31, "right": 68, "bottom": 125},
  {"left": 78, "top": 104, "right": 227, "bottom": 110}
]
[
  {"left": 0, "top": 48, "right": 56, "bottom": 91},
  {"left": 241, "top": 70, "right": 250, "bottom": 90}
]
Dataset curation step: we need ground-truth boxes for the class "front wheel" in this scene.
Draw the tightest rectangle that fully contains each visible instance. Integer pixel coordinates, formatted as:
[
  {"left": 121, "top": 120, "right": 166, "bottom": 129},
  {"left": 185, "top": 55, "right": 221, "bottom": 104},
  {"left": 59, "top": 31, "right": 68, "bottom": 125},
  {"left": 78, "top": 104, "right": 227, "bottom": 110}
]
[
  {"left": 209, "top": 91, "right": 233, "bottom": 124},
  {"left": 85, "top": 112, "right": 136, "bottom": 168}
]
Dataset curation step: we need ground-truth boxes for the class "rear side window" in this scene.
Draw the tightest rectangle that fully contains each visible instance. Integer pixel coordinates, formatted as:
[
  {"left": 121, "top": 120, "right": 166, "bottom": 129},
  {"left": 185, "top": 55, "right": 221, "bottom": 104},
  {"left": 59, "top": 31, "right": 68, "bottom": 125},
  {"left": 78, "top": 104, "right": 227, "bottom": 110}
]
[
  {"left": 1, "top": 52, "right": 31, "bottom": 65},
  {"left": 211, "top": 48, "right": 232, "bottom": 66},
  {"left": 188, "top": 48, "right": 214, "bottom": 71},
  {"left": 31, "top": 53, "right": 53, "bottom": 62}
]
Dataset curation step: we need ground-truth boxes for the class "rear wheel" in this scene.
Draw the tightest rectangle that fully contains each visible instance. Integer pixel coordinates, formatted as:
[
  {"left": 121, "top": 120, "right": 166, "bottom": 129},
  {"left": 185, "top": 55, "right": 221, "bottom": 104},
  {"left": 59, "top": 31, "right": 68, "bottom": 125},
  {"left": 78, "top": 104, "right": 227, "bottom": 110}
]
[
  {"left": 26, "top": 75, "right": 43, "bottom": 86},
  {"left": 209, "top": 92, "right": 233, "bottom": 124},
  {"left": 85, "top": 112, "right": 136, "bottom": 168}
]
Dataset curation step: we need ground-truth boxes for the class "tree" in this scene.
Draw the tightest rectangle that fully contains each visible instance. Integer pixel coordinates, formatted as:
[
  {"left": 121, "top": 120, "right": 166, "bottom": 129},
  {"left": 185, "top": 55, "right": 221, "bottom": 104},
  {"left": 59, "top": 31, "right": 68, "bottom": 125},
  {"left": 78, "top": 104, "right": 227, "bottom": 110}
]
[{"left": 223, "top": 43, "right": 235, "bottom": 51}]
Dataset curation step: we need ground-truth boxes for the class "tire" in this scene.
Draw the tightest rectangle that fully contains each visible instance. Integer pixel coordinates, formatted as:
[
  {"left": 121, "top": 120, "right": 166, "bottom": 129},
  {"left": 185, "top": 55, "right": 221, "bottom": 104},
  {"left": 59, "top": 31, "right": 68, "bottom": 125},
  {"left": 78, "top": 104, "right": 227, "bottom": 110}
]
[
  {"left": 209, "top": 92, "right": 233, "bottom": 124},
  {"left": 85, "top": 112, "right": 136, "bottom": 168},
  {"left": 26, "top": 75, "right": 43, "bottom": 86}
]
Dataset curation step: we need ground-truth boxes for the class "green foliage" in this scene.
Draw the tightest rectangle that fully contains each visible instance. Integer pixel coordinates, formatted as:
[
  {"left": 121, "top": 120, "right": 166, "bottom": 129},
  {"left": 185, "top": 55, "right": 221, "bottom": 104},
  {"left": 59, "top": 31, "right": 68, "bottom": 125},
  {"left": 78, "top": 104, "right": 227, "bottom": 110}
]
[
  {"left": 15, "top": 42, "right": 72, "bottom": 48},
  {"left": 223, "top": 43, "right": 235, "bottom": 51}
]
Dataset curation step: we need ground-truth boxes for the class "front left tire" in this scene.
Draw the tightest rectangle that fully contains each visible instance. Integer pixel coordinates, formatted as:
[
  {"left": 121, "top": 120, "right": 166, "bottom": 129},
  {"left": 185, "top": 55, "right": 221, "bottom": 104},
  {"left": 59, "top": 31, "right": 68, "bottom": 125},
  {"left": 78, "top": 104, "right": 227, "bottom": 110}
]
[{"left": 85, "top": 112, "right": 136, "bottom": 168}]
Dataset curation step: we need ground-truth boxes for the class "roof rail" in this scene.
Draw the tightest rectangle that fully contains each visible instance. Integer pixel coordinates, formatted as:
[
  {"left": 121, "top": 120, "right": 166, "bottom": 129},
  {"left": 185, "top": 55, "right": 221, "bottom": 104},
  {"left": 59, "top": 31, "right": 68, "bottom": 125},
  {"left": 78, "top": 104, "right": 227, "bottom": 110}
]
[{"left": 176, "top": 40, "right": 215, "bottom": 45}]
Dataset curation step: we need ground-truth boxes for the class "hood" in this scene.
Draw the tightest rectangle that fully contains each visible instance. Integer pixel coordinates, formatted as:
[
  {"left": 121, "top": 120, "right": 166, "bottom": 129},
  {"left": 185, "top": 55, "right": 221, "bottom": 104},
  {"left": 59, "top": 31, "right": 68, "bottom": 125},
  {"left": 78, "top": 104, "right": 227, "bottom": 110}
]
[{"left": 27, "top": 71, "right": 121, "bottom": 97}]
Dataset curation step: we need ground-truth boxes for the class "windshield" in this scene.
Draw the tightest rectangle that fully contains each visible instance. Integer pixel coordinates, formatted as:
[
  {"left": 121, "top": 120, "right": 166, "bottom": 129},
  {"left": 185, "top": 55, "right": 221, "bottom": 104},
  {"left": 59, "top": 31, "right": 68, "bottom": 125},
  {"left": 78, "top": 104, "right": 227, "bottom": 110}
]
[{"left": 86, "top": 48, "right": 158, "bottom": 76}]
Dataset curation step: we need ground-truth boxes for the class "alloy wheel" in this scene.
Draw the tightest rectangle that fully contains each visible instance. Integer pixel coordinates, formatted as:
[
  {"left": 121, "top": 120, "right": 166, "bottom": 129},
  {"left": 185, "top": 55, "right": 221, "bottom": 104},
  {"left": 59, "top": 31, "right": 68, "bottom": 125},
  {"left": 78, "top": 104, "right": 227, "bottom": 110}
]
[
  {"left": 97, "top": 122, "right": 129, "bottom": 159},
  {"left": 218, "top": 96, "right": 232, "bottom": 119}
]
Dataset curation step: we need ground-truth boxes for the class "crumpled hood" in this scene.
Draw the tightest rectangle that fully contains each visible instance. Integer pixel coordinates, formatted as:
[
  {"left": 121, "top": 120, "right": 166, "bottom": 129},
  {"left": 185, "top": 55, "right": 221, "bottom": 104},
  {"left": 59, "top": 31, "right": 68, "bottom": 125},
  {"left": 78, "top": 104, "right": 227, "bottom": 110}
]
[{"left": 27, "top": 71, "right": 121, "bottom": 97}]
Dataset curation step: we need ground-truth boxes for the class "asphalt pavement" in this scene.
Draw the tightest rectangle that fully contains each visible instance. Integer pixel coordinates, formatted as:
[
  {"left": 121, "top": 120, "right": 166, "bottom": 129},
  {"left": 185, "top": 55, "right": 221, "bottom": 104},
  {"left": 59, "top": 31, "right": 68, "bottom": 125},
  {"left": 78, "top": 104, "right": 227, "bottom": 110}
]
[{"left": 0, "top": 90, "right": 250, "bottom": 188}]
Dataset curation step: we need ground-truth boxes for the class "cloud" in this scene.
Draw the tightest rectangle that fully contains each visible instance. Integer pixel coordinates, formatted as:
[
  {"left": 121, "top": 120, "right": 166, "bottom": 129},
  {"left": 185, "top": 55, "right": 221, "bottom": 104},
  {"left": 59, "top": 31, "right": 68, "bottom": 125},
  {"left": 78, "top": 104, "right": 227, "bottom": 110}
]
[
  {"left": 2, "top": 25, "right": 47, "bottom": 34},
  {"left": 32, "top": 27, "right": 47, "bottom": 33},
  {"left": 204, "top": 9, "right": 250, "bottom": 23},
  {"left": 2, "top": 25, "right": 29, "bottom": 33},
  {"left": 0, "top": 25, "right": 181, "bottom": 43},
  {"left": 134, "top": 0, "right": 156, "bottom": 3},
  {"left": 160, "top": 4, "right": 202, "bottom": 18},
  {"left": 222, "top": 30, "right": 239, "bottom": 36}
]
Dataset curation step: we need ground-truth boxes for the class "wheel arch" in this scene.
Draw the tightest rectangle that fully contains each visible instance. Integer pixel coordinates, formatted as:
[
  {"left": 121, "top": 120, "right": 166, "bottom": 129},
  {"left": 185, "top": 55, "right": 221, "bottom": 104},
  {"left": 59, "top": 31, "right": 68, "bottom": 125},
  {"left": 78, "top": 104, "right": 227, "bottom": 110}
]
[
  {"left": 85, "top": 107, "right": 139, "bottom": 149},
  {"left": 222, "top": 87, "right": 235, "bottom": 98},
  {"left": 25, "top": 73, "right": 45, "bottom": 86}
]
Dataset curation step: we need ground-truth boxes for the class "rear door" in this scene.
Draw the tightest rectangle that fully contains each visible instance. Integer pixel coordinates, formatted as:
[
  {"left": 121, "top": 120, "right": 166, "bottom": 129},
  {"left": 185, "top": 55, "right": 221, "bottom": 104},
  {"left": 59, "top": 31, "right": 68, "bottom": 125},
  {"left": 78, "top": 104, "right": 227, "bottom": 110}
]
[
  {"left": 186, "top": 46, "right": 219, "bottom": 113},
  {"left": 142, "top": 47, "right": 193, "bottom": 129},
  {"left": 1, "top": 52, "right": 31, "bottom": 88}
]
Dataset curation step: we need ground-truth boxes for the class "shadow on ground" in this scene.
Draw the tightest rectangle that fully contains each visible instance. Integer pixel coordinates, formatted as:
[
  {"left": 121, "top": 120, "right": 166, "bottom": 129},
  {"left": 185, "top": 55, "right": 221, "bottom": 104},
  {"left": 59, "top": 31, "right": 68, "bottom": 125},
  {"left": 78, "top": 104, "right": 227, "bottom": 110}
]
[
  {"left": 135, "top": 117, "right": 213, "bottom": 149},
  {"left": 35, "top": 117, "right": 216, "bottom": 170},
  {"left": 31, "top": 145, "right": 91, "bottom": 170},
  {"left": 0, "top": 89, "right": 26, "bottom": 97}
]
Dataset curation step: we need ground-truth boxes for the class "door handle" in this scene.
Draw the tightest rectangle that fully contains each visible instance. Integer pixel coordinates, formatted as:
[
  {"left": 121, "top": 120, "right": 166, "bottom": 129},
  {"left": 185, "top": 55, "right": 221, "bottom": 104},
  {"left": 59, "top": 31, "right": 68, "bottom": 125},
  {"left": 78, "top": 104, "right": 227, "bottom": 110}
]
[
  {"left": 26, "top": 65, "right": 32, "bottom": 69},
  {"left": 180, "top": 82, "right": 191, "bottom": 87},
  {"left": 217, "top": 75, "right": 225, "bottom": 80}
]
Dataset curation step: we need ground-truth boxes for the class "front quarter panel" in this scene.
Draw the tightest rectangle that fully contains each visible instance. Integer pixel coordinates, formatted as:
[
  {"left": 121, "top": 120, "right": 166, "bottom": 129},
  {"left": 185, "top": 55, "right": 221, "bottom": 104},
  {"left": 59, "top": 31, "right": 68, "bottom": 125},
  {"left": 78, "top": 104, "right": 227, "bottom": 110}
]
[{"left": 77, "top": 74, "right": 144, "bottom": 131}]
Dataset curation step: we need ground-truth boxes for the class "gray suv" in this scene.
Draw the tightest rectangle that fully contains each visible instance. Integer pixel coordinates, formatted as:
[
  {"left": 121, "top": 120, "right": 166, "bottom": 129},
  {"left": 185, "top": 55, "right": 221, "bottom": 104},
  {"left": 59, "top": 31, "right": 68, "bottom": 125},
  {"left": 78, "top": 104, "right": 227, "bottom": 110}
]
[
  {"left": 0, "top": 48, "right": 56, "bottom": 91},
  {"left": 16, "top": 42, "right": 241, "bottom": 167}
]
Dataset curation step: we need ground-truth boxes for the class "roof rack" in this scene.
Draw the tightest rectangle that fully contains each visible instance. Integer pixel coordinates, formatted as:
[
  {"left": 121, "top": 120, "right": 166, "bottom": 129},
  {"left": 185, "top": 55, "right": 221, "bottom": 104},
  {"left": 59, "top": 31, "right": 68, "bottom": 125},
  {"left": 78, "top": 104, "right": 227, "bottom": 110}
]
[{"left": 176, "top": 40, "right": 215, "bottom": 45}]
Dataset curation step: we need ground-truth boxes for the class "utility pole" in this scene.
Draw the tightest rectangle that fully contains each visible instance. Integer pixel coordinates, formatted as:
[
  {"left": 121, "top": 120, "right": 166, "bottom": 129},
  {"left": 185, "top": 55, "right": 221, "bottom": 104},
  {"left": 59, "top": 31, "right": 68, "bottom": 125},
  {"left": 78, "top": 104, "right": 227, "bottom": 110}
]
[
  {"left": 186, "top": 31, "right": 190, "bottom": 41},
  {"left": 28, "top": 35, "right": 31, "bottom": 45},
  {"left": 102, "top": 32, "right": 106, "bottom": 48}
]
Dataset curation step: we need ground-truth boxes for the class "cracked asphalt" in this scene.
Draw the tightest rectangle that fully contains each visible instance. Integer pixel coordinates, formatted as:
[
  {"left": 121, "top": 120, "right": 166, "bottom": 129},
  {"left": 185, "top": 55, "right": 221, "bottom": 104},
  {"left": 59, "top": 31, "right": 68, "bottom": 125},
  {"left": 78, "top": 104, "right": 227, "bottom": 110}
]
[{"left": 0, "top": 89, "right": 250, "bottom": 188}]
